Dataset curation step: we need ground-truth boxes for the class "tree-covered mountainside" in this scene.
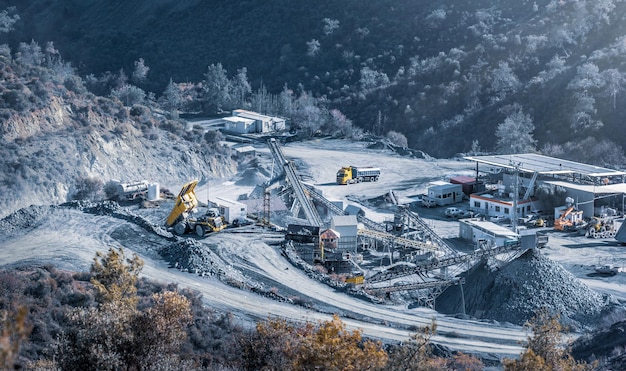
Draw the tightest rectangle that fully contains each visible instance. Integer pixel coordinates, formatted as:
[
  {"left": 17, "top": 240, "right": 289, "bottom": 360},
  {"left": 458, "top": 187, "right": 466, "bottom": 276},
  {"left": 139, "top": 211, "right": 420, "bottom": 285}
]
[{"left": 1, "top": 0, "right": 626, "bottom": 161}]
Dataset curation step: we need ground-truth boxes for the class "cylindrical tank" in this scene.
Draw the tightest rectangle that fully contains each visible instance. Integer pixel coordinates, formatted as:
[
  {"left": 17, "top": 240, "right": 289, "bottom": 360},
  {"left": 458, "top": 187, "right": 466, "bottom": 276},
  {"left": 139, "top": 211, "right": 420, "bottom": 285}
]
[
  {"left": 117, "top": 181, "right": 149, "bottom": 195},
  {"left": 148, "top": 183, "right": 160, "bottom": 200}
]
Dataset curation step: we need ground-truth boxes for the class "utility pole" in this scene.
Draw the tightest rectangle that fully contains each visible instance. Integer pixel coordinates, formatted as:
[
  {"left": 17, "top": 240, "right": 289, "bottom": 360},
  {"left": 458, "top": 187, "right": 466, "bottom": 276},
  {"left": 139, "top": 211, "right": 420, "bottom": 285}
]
[{"left": 511, "top": 162, "right": 520, "bottom": 233}]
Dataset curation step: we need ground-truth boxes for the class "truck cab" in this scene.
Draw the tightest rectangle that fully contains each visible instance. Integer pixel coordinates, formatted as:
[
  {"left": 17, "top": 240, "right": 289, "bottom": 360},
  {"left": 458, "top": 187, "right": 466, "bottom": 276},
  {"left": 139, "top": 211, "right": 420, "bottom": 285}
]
[{"left": 336, "top": 166, "right": 353, "bottom": 185}]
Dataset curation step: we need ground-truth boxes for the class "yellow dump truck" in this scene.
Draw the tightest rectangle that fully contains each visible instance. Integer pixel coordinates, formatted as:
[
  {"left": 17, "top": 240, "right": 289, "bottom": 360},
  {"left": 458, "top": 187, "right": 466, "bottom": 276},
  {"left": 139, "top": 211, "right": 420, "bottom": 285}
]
[
  {"left": 336, "top": 166, "right": 381, "bottom": 185},
  {"left": 165, "top": 180, "right": 226, "bottom": 237}
]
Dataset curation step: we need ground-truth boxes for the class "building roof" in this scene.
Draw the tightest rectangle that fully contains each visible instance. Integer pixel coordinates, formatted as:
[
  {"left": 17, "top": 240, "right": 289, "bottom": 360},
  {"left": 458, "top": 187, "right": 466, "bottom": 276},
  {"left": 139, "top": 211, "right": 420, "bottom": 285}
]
[
  {"left": 450, "top": 175, "right": 476, "bottom": 184},
  {"left": 462, "top": 219, "right": 519, "bottom": 239},
  {"left": 544, "top": 180, "right": 626, "bottom": 194},
  {"left": 331, "top": 215, "right": 358, "bottom": 226},
  {"left": 429, "top": 183, "right": 462, "bottom": 190},
  {"left": 321, "top": 228, "right": 340, "bottom": 238},
  {"left": 223, "top": 116, "right": 255, "bottom": 124},
  {"left": 464, "top": 153, "right": 626, "bottom": 177}
]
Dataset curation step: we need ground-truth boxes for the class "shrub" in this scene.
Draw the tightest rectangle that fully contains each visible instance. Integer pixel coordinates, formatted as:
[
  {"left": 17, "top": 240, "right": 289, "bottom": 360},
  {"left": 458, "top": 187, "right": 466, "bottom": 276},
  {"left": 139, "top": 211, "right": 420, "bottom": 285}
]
[{"left": 72, "top": 176, "right": 104, "bottom": 201}]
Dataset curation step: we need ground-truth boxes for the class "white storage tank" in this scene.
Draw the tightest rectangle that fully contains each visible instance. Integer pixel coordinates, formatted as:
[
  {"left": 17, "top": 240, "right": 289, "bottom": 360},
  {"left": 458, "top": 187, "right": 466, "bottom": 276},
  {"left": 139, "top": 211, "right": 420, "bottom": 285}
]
[{"left": 148, "top": 183, "right": 160, "bottom": 201}]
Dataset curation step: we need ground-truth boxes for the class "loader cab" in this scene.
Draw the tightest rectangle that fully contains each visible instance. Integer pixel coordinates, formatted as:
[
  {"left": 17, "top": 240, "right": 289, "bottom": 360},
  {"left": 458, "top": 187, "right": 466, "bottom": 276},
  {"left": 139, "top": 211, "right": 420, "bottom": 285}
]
[{"left": 206, "top": 208, "right": 220, "bottom": 218}]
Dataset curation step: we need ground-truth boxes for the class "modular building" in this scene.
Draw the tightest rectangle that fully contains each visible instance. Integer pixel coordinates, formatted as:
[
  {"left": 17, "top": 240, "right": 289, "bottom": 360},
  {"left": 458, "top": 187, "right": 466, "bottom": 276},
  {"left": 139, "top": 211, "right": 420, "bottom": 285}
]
[
  {"left": 209, "top": 197, "right": 247, "bottom": 224},
  {"left": 425, "top": 183, "right": 463, "bottom": 206},
  {"left": 232, "top": 109, "right": 286, "bottom": 133},
  {"left": 469, "top": 193, "right": 535, "bottom": 219},
  {"left": 222, "top": 116, "right": 256, "bottom": 134},
  {"left": 459, "top": 219, "right": 519, "bottom": 247}
]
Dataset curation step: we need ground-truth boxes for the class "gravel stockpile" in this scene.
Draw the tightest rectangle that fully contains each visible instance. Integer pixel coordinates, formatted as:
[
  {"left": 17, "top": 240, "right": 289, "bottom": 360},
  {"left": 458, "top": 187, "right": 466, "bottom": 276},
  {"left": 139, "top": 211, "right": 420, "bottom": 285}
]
[
  {"left": 0, "top": 205, "right": 52, "bottom": 235},
  {"left": 436, "top": 249, "right": 612, "bottom": 328},
  {"left": 158, "top": 239, "right": 263, "bottom": 290}
]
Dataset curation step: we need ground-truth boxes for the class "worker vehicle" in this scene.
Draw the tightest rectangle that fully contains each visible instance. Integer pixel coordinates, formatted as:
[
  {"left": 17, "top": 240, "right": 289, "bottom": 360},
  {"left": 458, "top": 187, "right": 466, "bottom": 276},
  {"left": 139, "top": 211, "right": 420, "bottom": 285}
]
[
  {"left": 165, "top": 180, "right": 226, "bottom": 237},
  {"left": 554, "top": 205, "right": 584, "bottom": 231},
  {"left": 336, "top": 166, "right": 380, "bottom": 185},
  {"left": 445, "top": 207, "right": 463, "bottom": 218},
  {"left": 595, "top": 264, "right": 619, "bottom": 276},
  {"left": 110, "top": 180, "right": 149, "bottom": 201},
  {"left": 585, "top": 217, "right": 617, "bottom": 239}
]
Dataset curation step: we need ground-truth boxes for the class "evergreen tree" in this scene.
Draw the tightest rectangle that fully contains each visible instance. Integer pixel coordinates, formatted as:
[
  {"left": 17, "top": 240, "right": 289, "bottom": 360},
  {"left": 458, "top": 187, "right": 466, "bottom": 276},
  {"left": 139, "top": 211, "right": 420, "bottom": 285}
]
[{"left": 202, "top": 63, "right": 231, "bottom": 114}]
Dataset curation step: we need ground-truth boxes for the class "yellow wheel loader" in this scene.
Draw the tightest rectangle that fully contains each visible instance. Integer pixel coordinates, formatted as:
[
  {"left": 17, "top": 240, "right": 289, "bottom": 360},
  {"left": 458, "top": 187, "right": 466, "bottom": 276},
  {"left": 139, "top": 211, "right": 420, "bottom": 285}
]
[{"left": 165, "top": 180, "right": 226, "bottom": 237}]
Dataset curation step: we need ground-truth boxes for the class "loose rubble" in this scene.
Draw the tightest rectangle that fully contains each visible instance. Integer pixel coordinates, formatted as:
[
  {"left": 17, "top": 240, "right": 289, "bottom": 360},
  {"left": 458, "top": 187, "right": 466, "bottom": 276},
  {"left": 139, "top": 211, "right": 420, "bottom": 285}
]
[{"left": 436, "top": 249, "right": 615, "bottom": 329}]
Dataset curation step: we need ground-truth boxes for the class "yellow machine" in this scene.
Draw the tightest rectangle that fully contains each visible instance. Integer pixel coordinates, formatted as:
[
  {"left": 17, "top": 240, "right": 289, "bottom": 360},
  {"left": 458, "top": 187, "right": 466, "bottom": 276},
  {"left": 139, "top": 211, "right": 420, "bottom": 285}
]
[
  {"left": 165, "top": 180, "right": 226, "bottom": 237},
  {"left": 586, "top": 217, "right": 617, "bottom": 239},
  {"left": 336, "top": 166, "right": 381, "bottom": 185}
]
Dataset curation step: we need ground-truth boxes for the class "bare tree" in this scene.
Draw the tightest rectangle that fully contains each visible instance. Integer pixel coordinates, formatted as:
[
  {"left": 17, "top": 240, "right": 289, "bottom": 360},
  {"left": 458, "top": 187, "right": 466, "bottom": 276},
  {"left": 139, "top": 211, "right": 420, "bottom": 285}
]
[{"left": 602, "top": 68, "right": 624, "bottom": 110}]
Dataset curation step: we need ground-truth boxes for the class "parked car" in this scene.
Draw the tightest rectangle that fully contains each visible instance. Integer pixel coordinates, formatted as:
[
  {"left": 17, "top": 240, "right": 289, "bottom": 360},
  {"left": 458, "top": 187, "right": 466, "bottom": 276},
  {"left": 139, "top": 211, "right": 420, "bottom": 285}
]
[
  {"left": 445, "top": 207, "right": 463, "bottom": 218},
  {"left": 489, "top": 215, "right": 510, "bottom": 223}
]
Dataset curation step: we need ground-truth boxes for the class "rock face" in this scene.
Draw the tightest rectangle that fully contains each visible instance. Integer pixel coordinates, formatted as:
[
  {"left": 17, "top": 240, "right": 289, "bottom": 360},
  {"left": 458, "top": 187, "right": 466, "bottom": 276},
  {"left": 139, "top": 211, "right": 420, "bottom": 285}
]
[
  {"left": 436, "top": 249, "right": 611, "bottom": 328},
  {"left": 0, "top": 96, "right": 238, "bottom": 219}
]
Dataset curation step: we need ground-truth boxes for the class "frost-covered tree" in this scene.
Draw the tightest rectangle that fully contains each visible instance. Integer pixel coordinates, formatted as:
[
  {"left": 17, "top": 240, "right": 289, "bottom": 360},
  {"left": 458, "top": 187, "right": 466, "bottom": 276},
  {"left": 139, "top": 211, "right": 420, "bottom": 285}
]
[
  {"left": 111, "top": 84, "right": 146, "bottom": 106},
  {"left": 322, "top": 18, "right": 339, "bottom": 35},
  {"left": 495, "top": 104, "right": 536, "bottom": 154},
  {"left": 602, "top": 68, "right": 624, "bottom": 110},
  {"left": 387, "top": 131, "right": 408, "bottom": 148},
  {"left": 159, "top": 78, "right": 183, "bottom": 117},
  {"left": 131, "top": 58, "right": 149, "bottom": 85},
  {"left": 291, "top": 93, "right": 326, "bottom": 137},
  {"left": 490, "top": 61, "right": 521, "bottom": 102},
  {"left": 230, "top": 67, "right": 251, "bottom": 109},
  {"left": 306, "top": 39, "right": 321, "bottom": 56},
  {"left": 202, "top": 63, "right": 231, "bottom": 113},
  {"left": 567, "top": 63, "right": 604, "bottom": 132},
  {"left": 0, "top": 7, "right": 19, "bottom": 34},
  {"left": 15, "top": 40, "right": 43, "bottom": 66},
  {"left": 359, "top": 66, "right": 390, "bottom": 92}
]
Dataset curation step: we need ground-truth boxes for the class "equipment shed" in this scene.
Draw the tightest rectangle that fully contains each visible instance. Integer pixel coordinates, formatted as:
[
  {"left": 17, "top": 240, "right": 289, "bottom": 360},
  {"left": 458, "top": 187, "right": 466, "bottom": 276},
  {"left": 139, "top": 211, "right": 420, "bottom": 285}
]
[
  {"left": 450, "top": 176, "right": 476, "bottom": 195},
  {"left": 210, "top": 197, "right": 247, "bottom": 224},
  {"left": 459, "top": 219, "right": 519, "bottom": 247},
  {"left": 426, "top": 183, "right": 463, "bottom": 206}
]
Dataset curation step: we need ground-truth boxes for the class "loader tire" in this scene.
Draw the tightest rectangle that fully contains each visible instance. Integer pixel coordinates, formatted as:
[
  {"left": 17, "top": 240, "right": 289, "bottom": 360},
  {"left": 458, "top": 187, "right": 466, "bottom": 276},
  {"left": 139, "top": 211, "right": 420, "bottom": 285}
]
[
  {"left": 196, "top": 225, "right": 205, "bottom": 237},
  {"left": 174, "top": 222, "right": 187, "bottom": 236}
]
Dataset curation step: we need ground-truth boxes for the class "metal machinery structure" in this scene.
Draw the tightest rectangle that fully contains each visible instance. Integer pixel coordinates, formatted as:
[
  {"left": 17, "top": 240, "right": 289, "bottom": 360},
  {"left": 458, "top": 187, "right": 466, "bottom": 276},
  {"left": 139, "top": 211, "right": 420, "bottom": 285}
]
[
  {"left": 267, "top": 138, "right": 322, "bottom": 227},
  {"left": 360, "top": 207, "right": 525, "bottom": 308},
  {"left": 267, "top": 138, "right": 526, "bottom": 309},
  {"left": 165, "top": 180, "right": 226, "bottom": 237}
]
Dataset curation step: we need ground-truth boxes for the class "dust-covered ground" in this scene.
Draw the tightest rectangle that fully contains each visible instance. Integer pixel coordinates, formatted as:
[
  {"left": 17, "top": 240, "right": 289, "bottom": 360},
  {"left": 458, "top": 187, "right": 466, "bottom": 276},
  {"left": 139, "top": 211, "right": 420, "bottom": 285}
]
[{"left": 1, "top": 138, "right": 625, "bottom": 364}]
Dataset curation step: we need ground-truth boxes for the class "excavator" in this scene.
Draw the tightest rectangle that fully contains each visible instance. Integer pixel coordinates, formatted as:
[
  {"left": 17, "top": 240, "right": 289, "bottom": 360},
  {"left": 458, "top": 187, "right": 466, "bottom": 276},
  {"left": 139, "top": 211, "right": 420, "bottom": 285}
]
[
  {"left": 553, "top": 204, "right": 583, "bottom": 232},
  {"left": 165, "top": 180, "right": 226, "bottom": 237}
]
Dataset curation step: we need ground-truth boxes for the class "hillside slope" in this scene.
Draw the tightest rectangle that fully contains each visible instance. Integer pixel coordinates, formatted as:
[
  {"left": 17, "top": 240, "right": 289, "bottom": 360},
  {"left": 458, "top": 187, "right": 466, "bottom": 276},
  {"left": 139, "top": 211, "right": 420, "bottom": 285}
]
[{"left": 3, "top": 0, "right": 626, "bottom": 159}]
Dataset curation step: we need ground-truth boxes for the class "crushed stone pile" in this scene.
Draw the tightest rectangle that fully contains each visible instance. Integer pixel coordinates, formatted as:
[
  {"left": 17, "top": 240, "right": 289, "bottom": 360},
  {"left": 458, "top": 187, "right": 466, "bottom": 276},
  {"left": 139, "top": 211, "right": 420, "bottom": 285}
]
[
  {"left": 235, "top": 167, "right": 270, "bottom": 186},
  {"left": 436, "top": 249, "right": 613, "bottom": 329},
  {"left": 0, "top": 205, "right": 52, "bottom": 235}
]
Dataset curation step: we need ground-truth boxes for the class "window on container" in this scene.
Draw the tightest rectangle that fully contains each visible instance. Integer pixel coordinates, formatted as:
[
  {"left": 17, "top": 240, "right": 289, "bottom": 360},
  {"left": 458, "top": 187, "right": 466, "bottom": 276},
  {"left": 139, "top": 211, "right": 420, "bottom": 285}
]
[
  {"left": 495, "top": 206, "right": 501, "bottom": 212},
  {"left": 474, "top": 201, "right": 480, "bottom": 208},
  {"left": 504, "top": 208, "right": 509, "bottom": 214}
]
